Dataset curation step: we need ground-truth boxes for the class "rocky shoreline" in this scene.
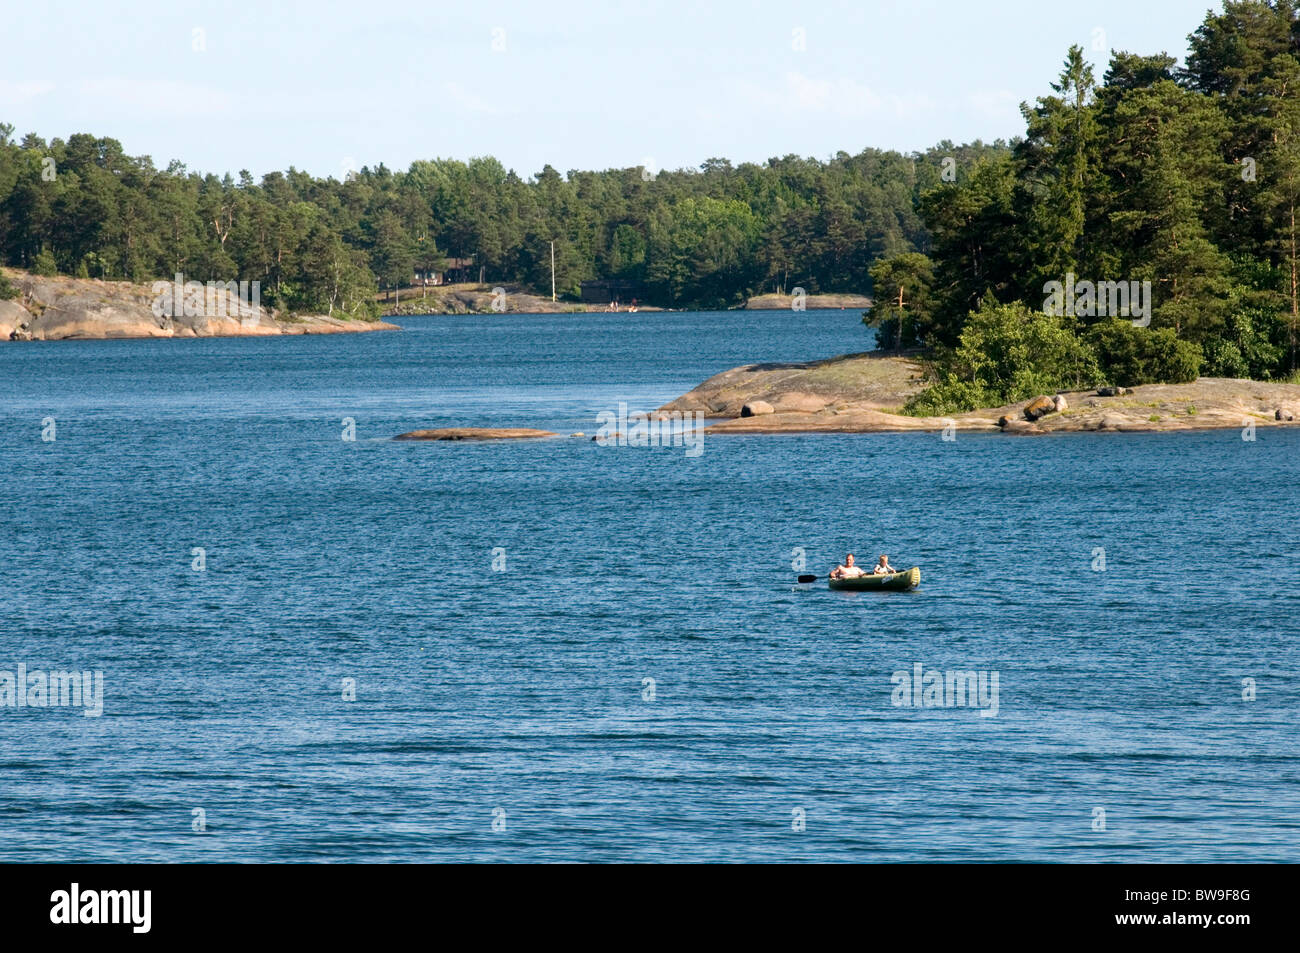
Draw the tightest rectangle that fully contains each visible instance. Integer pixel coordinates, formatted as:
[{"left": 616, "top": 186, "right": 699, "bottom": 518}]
[
  {"left": 378, "top": 283, "right": 664, "bottom": 316},
  {"left": 742, "top": 292, "right": 872, "bottom": 310},
  {"left": 0, "top": 270, "right": 399, "bottom": 341},
  {"left": 657, "top": 352, "right": 1300, "bottom": 435},
  {"left": 376, "top": 284, "right": 866, "bottom": 316}
]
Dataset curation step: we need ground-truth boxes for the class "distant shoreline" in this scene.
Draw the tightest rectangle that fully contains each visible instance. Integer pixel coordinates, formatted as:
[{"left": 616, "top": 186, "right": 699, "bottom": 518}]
[{"left": 377, "top": 283, "right": 870, "bottom": 316}]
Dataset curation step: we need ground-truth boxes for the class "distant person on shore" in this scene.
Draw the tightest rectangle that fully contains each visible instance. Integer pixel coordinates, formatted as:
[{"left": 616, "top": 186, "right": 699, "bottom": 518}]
[
  {"left": 830, "top": 554, "right": 866, "bottom": 580},
  {"left": 873, "top": 554, "right": 896, "bottom": 575}
]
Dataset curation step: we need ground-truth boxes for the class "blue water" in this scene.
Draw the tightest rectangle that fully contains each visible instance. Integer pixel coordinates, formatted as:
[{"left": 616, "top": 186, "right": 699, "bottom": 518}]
[{"left": 2, "top": 309, "right": 1298, "bottom": 862}]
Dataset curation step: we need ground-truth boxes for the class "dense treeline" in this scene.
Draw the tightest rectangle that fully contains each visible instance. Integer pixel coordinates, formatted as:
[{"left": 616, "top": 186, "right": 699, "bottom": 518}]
[
  {"left": 872, "top": 0, "right": 1300, "bottom": 412},
  {"left": 0, "top": 117, "right": 1008, "bottom": 316}
]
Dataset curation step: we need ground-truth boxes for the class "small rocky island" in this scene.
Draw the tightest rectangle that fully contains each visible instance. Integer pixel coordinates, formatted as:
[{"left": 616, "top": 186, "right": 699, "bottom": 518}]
[{"left": 657, "top": 352, "right": 1300, "bottom": 435}]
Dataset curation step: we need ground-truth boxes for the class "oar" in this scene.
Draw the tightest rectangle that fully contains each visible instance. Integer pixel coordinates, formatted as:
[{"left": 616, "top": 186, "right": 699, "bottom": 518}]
[{"left": 799, "top": 571, "right": 896, "bottom": 583}]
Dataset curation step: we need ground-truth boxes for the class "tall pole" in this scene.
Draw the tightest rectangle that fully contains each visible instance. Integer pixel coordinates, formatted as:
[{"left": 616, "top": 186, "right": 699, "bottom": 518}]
[{"left": 550, "top": 241, "right": 556, "bottom": 301}]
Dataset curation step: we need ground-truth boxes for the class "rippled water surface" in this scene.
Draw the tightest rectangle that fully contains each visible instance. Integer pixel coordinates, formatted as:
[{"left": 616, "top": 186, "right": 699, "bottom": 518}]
[{"left": 1, "top": 310, "right": 1297, "bottom": 861}]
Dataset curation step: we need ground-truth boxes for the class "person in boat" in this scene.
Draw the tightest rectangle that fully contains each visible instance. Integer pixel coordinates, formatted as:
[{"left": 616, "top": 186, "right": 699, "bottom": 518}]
[
  {"left": 830, "top": 554, "right": 866, "bottom": 580},
  {"left": 872, "top": 554, "right": 896, "bottom": 575}
]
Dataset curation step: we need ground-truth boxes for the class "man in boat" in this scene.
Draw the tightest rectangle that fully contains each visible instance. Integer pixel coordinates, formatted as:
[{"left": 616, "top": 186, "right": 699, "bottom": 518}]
[
  {"left": 830, "top": 554, "right": 866, "bottom": 580},
  {"left": 872, "top": 554, "right": 896, "bottom": 575}
]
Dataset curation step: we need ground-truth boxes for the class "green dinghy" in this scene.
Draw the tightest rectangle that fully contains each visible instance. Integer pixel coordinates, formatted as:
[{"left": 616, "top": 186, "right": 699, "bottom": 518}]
[{"left": 827, "top": 567, "right": 921, "bottom": 592}]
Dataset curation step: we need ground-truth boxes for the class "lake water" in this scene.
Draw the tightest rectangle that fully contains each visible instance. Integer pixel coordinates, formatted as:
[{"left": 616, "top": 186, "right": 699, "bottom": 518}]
[{"left": 1, "top": 309, "right": 1297, "bottom": 862}]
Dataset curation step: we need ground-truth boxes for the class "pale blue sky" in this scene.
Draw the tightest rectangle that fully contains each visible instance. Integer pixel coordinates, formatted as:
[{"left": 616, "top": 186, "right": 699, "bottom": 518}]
[{"left": 4, "top": 0, "right": 1217, "bottom": 179}]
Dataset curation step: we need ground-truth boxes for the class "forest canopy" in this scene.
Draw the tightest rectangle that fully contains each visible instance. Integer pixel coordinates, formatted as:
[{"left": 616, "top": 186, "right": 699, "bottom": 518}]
[
  {"left": 869, "top": 0, "right": 1300, "bottom": 407},
  {"left": 0, "top": 121, "right": 1004, "bottom": 316}
]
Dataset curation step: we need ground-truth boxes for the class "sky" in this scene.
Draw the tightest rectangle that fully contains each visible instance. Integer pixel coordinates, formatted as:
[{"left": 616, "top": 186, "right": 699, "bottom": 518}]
[{"left": 2, "top": 0, "right": 1221, "bottom": 181}]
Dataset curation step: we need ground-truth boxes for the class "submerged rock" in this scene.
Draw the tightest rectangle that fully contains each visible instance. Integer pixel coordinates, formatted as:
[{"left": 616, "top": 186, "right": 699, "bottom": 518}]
[{"left": 395, "top": 428, "right": 557, "bottom": 441}]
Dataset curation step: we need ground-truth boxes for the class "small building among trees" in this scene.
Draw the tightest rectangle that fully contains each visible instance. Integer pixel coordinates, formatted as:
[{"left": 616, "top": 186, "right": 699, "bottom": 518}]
[
  {"left": 580, "top": 279, "right": 643, "bottom": 304},
  {"left": 414, "top": 257, "right": 476, "bottom": 286}
]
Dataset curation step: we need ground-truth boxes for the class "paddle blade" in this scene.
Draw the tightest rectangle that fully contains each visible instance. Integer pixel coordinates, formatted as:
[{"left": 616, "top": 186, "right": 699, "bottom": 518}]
[{"left": 796, "top": 574, "right": 818, "bottom": 584}]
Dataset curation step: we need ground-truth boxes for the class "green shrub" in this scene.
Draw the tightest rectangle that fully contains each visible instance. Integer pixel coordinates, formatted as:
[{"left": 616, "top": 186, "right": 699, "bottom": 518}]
[
  {"left": 904, "top": 376, "right": 996, "bottom": 415},
  {"left": 1086, "top": 320, "right": 1202, "bottom": 386},
  {"left": 1200, "top": 308, "right": 1285, "bottom": 379},
  {"left": 904, "top": 300, "right": 1101, "bottom": 415},
  {"left": 32, "top": 249, "right": 58, "bottom": 277},
  {"left": 1202, "top": 340, "right": 1247, "bottom": 378},
  {"left": 0, "top": 271, "right": 18, "bottom": 300}
]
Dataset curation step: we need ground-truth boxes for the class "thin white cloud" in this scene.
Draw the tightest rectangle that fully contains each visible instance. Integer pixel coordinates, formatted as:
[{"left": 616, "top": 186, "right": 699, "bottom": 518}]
[
  {"left": 0, "top": 80, "right": 56, "bottom": 106},
  {"left": 964, "top": 89, "right": 1022, "bottom": 124},
  {"left": 740, "top": 71, "right": 935, "bottom": 120},
  {"left": 442, "top": 81, "right": 499, "bottom": 116},
  {"left": 74, "top": 78, "right": 236, "bottom": 119}
]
